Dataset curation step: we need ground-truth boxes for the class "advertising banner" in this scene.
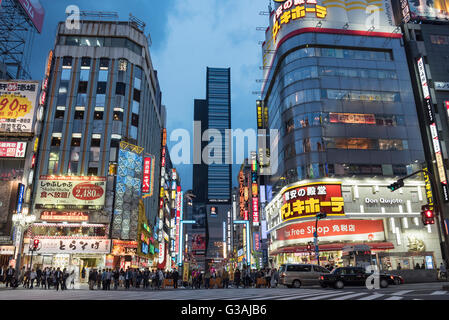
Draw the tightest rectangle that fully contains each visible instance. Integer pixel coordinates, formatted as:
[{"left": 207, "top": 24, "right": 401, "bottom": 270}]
[
  {"left": 192, "top": 233, "right": 206, "bottom": 251},
  {"left": 111, "top": 240, "right": 138, "bottom": 256},
  {"left": 27, "top": 238, "right": 111, "bottom": 254},
  {"left": 276, "top": 219, "right": 385, "bottom": 242},
  {"left": 16, "top": 0, "right": 45, "bottom": 33},
  {"left": 34, "top": 176, "right": 106, "bottom": 209},
  {"left": 40, "top": 211, "right": 89, "bottom": 222},
  {"left": 0, "top": 142, "right": 27, "bottom": 158},
  {"left": 406, "top": 0, "right": 449, "bottom": 21},
  {"left": 252, "top": 197, "right": 259, "bottom": 225},
  {"left": 0, "top": 81, "right": 38, "bottom": 133},
  {"left": 183, "top": 262, "right": 190, "bottom": 282},
  {"left": 280, "top": 182, "right": 344, "bottom": 221},
  {"left": 142, "top": 155, "right": 155, "bottom": 195}
]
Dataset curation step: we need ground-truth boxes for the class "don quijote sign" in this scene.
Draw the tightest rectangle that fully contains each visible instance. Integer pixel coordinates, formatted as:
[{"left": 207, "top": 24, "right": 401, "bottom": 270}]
[
  {"left": 35, "top": 176, "right": 106, "bottom": 209},
  {"left": 364, "top": 198, "right": 404, "bottom": 205}
]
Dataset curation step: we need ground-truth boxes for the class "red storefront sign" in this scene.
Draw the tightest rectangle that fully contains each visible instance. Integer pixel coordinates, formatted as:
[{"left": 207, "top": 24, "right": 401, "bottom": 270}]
[
  {"left": 142, "top": 156, "right": 155, "bottom": 195},
  {"left": 276, "top": 219, "right": 385, "bottom": 242},
  {"left": 252, "top": 197, "right": 259, "bottom": 224},
  {"left": 40, "top": 211, "right": 88, "bottom": 222},
  {"left": 281, "top": 182, "right": 344, "bottom": 221},
  {"left": 0, "top": 142, "right": 27, "bottom": 158}
]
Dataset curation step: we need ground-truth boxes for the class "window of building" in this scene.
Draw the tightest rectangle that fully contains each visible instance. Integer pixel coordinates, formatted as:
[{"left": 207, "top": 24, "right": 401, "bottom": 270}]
[
  {"left": 48, "top": 152, "right": 59, "bottom": 174},
  {"left": 90, "top": 147, "right": 101, "bottom": 162},
  {"left": 134, "top": 78, "right": 141, "bottom": 90},
  {"left": 285, "top": 118, "right": 294, "bottom": 134},
  {"left": 80, "top": 68, "right": 90, "bottom": 81},
  {"left": 88, "top": 167, "right": 98, "bottom": 175},
  {"left": 132, "top": 101, "right": 139, "bottom": 114},
  {"left": 74, "top": 110, "right": 84, "bottom": 120},
  {"left": 62, "top": 56, "right": 73, "bottom": 68},
  {"left": 131, "top": 113, "right": 139, "bottom": 127},
  {"left": 91, "top": 137, "right": 101, "bottom": 147},
  {"left": 51, "top": 136, "right": 61, "bottom": 147},
  {"left": 94, "top": 110, "right": 104, "bottom": 120},
  {"left": 81, "top": 57, "right": 91, "bottom": 68},
  {"left": 100, "top": 58, "right": 109, "bottom": 69},
  {"left": 119, "top": 59, "right": 128, "bottom": 72},
  {"left": 133, "top": 88, "right": 141, "bottom": 102},
  {"left": 55, "top": 107, "right": 65, "bottom": 119},
  {"left": 116, "top": 82, "right": 126, "bottom": 95},
  {"left": 110, "top": 139, "right": 120, "bottom": 148},
  {"left": 71, "top": 137, "right": 81, "bottom": 147},
  {"left": 97, "top": 82, "right": 107, "bottom": 94},
  {"left": 113, "top": 110, "right": 123, "bottom": 121},
  {"left": 78, "top": 81, "right": 88, "bottom": 94}
]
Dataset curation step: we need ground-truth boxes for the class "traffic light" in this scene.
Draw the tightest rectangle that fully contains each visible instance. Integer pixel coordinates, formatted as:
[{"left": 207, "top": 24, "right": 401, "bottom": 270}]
[
  {"left": 421, "top": 205, "right": 435, "bottom": 225},
  {"left": 388, "top": 179, "right": 404, "bottom": 192},
  {"left": 33, "top": 239, "right": 39, "bottom": 250}
]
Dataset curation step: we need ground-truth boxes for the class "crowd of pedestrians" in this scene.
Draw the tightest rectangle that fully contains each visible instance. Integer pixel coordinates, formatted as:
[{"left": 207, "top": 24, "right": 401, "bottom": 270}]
[
  {"left": 87, "top": 268, "right": 179, "bottom": 290},
  {"left": 190, "top": 266, "right": 280, "bottom": 289},
  {"left": 0, "top": 265, "right": 75, "bottom": 290}
]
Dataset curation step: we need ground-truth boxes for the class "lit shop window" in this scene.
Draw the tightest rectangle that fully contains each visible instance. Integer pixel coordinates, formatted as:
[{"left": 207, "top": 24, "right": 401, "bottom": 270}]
[{"left": 48, "top": 152, "right": 59, "bottom": 174}]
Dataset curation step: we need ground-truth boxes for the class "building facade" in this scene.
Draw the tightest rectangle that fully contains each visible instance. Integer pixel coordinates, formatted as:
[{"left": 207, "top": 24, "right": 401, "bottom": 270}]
[
  {"left": 261, "top": 0, "right": 443, "bottom": 270},
  {"left": 26, "top": 19, "right": 163, "bottom": 274},
  {"left": 391, "top": 0, "right": 449, "bottom": 263}
]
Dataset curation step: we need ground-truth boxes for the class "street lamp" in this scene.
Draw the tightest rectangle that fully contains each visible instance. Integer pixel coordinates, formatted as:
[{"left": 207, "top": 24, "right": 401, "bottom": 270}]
[
  {"left": 12, "top": 212, "right": 36, "bottom": 277},
  {"left": 314, "top": 212, "right": 327, "bottom": 266}
]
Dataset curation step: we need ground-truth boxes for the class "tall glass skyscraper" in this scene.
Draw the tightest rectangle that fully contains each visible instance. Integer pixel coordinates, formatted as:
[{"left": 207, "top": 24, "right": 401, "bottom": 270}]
[{"left": 206, "top": 67, "right": 232, "bottom": 202}]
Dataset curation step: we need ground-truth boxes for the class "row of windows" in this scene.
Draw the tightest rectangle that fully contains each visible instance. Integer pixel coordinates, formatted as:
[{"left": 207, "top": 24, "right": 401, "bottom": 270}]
[
  {"left": 282, "top": 66, "right": 397, "bottom": 88},
  {"left": 283, "top": 113, "right": 405, "bottom": 135},
  {"left": 283, "top": 138, "right": 408, "bottom": 158},
  {"left": 283, "top": 46, "right": 393, "bottom": 66},
  {"left": 276, "top": 163, "right": 415, "bottom": 186},
  {"left": 59, "top": 36, "right": 142, "bottom": 56}
]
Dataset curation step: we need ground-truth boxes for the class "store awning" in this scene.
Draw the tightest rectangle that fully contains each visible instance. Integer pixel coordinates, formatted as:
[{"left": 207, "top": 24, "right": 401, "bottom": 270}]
[{"left": 270, "top": 242, "right": 395, "bottom": 255}]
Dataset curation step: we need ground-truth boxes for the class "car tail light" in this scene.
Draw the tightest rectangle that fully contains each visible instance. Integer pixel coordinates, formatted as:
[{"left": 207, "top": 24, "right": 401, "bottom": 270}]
[
  {"left": 390, "top": 276, "right": 394, "bottom": 280},
  {"left": 320, "top": 276, "right": 324, "bottom": 280}
]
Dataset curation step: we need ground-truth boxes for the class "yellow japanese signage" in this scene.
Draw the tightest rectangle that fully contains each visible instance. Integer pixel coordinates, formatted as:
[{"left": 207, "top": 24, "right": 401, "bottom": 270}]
[
  {"left": 423, "top": 168, "right": 434, "bottom": 211},
  {"left": 280, "top": 182, "right": 344, "bottom": 221},
  {"left": 272, "top": 0, "right": 327, "bottom": 41}
]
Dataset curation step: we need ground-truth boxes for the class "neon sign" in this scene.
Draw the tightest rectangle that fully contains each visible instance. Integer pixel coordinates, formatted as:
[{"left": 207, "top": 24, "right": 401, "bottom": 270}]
[{"left": 272, "top": 0, "right": 327, "bottom": 41}]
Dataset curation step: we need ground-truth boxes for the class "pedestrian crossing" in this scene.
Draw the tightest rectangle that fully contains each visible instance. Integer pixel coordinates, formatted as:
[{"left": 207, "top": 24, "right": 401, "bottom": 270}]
[{"left": 0, "top": 287, "right": 448, "bottom": 300}]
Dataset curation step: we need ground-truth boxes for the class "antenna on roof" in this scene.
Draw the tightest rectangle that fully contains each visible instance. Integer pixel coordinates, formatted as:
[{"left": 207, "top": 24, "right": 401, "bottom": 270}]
[{"left": 129, "top": 13, "right": 146, "bottom": 32}]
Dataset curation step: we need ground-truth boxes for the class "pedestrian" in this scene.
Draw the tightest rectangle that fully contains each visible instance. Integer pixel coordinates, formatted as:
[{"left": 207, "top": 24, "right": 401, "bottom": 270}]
[
  {"left": 81, "top": 267, "right": 86, "bottom": 281},
  {"left": 19, "top": 267, "right": 26, "bottom": 287},
  {"left": 61, "top": 268, "right": 69, "bottom": 290},
  {"left": 204, "top": 269, "right": 211, "bottom": 289},
  {"left": 421, "top": 262, "right": 426, "bottom": 269},
  {"left": 5, "top": 266, "right": 14, "bottom": 288},
  {"left": 397, "top": 263, "right": 402, "bottom": 270},
  {"left": 440, "top": 262, "right": 447, "bottom": 280},
  {"left": 157, "top": 269, "right": 164, "bottom": 290},
  {"left": 102, "top": 269, "right": 107, "bottom": 290},
  {"left": 125, "top": 268, "right": 132, "bottom": 289},
  {"left": 30, "top": 269, "right": 37, "bottom": 289},
  {"left": 69, "top": 270, "right": 75, "bottom": 289},
  {"left": 271, "top": 268, "right": 279, "bottom": 288},
  {"left": 265, "top": 268, "right": 272, "bottom": 288},
  {"left": 24, "top": 268, "right": 30, "bottom": 288},
  {"left": 114, "top": 268, "right": 120, "bottom": 289},
  {"left": 173, "top": 268, "right": 179, "bottom": 289},
  {"left": 36, "top": 267, "right": 42, "bottom": 288},
  {"left": 222, "top": 269, "right": 229, "bottom": 289},
  {"left": 234, "top": 269, "right": 241, "bottom": 288},
  {"left": 119, "top": 268, "right": 125, "bottom": 288},
  {"left": 54, "top": 267, "right": 62, "bottom": 291},
  {"left": 97, "top": 269, "right": 103, "bottom": 289},
  {"left": 414, "top": 263, "right": 420, "bottom": 270}
]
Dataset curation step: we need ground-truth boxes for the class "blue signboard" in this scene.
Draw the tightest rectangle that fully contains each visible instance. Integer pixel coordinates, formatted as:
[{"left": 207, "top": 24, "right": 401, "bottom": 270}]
[{"left": 16, "top": 183, "right": 25, "bottom": 213}]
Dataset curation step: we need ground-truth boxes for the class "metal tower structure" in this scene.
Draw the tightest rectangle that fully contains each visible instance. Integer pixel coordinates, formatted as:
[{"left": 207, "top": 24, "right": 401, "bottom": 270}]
[{"left": 0, "top": 0, "right": 38, "bottom": 79}]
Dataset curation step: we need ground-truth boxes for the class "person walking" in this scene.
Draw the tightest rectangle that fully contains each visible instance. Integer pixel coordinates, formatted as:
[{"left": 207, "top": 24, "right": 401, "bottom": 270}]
[
  {"left": 157, "top": 269, "right": 164, "bottom": 290},
  {"left": 113, "top": 268, "right": 120, "bottom": 289},
  {"left": 54, "top": 267, "right": 62, "bottom": 291},
  {"left": 61, "top": 268, "right": 69, "bottom": 290},
  {"left": 97, "top": 269, "right": 103, "bottom": 290},
  {"left": 222, "top": 269, "right": 229, "bottom": 289},
  {"left": 125, "top": 268, "right": 132, "bottom": 290},
  {"left": 101, "top": 269, "right": 107, "bottom": 290},
  {"left": 5, "top": 266, "right": 14, "bottom": 288},
  {"left": 88, "top": 269, "right": 95, "bottom": 290},
  {"left": 440, "top": 262, "right": 447, "bottom": 280},
  {"left": 271, "top": 268, "right": 279, "bottom": 288},
  {"left": 119, "top": 269, "right": 125, "bottom": 288},
  {"left": 35, "top": 267, "right": 42, "bottom": 288},
  {"left": 204, "top": 269, "right": 211, "bottom": 289},
  {"left": 234, "top": 269, "right": 241, "bottom": 288},
  {"left": 173, "top": 269, "right": 179, "bottom": 289},
  {"left": 29, "top": 269, "right": 37, "bottom": 289}
]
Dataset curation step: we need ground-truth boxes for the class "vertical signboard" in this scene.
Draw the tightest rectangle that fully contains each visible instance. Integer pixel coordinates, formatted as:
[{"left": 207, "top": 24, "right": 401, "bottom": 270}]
[
  {"left": 252, "top": 197, "right": 259, "bottom": 226},
  {"left": 16, "top": 183, "right": 25, "bottom": 214},
  {"left": 417, "top": 57, "right": 449, "bottom": 202},
  {"left": 142, "top": 155, "right": 155, "bottom": 196}
]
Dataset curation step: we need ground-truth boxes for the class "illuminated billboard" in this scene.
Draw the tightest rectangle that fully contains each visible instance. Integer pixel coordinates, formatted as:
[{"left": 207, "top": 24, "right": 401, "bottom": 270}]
[
  {"left": 0, "top": 81, "right": 39, "bottom": 134},
  {"left": 112, "top": 141, "right": 144, "bottom": 240},
  {"left": 407, "top": 0, "right": 449, "bottom": 21},
  {"left": 16, "top": 0, "right": 45, "bottom": 33}
]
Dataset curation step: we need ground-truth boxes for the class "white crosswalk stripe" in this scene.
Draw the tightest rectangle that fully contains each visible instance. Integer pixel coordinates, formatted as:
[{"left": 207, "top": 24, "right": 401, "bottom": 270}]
[
  {"left": 430, "top": 291, "right": 447, "bottom": 295},
  {"left": 330, "top": 292, "right": 368, "bottom": 300},
  {"left": 358, "top": 294, "right": 384, "bottom": 300},
  {"left": 385, "top": 296, "right": 403, "bottom": 300},
  {"left": 303, "top": 291, "right": 354, "bottom": 300},
  {"left": 392, "top": 290, "right": 414, "bottom": 295}
]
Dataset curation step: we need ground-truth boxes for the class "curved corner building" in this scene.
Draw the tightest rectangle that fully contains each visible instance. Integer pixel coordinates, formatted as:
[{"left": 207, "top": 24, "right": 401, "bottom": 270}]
[{"left": 261, "top": 0, "right": 443, "bottom": 270}]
